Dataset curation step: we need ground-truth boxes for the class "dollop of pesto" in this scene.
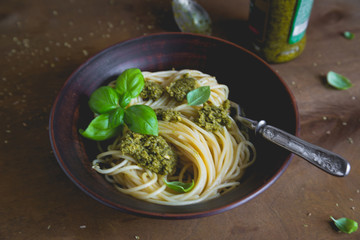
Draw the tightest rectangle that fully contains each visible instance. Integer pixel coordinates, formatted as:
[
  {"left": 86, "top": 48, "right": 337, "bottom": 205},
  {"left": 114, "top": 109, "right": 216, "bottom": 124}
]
[
  {"left": 196, "top": 100, "right": 231, "bottom": 132},
  {"left": 166, "top": 74, "right": 196, "bottom": 102},
  {"left": 155, "top": 108, "right": 182, "bottom": 122},
  {"left": 140, "top": 81, "right": 164, "bottom": 101},
  {"left": 119, "top": 131, "right": 177, "bottom": 175}
]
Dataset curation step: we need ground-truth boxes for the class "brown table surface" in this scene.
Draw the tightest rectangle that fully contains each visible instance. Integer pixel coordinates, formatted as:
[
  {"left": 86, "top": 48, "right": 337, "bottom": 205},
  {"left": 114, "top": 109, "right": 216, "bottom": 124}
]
[{"left": 1, "top": 0, "right": 359, "bottom": 239}]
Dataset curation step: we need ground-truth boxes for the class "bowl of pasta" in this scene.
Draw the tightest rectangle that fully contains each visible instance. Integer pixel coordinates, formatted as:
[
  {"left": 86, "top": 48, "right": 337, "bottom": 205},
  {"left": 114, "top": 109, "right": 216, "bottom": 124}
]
[{"left": 50, "top": 32, "right": 299, "bottom": 219}]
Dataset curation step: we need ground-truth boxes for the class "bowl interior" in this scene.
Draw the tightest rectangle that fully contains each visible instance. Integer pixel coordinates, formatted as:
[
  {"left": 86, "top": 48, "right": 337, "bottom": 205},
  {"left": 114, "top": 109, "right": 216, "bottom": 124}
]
[{"left": 50, "top": 33, "right": 299, "bottom": 219}]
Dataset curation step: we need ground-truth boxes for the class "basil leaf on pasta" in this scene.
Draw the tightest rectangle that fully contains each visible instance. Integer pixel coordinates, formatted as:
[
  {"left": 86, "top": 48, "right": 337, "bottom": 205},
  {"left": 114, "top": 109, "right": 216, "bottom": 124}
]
[
  {"left": 115, "top": 68, "right": 144, "bottom": 98},
  {"left": 187, "top": 86, "right": 211, "bottom": 106},
  {"left": 88, "top": 86, "right": 119, "bottom": 114},
  {"left": 124, "top": 105, "right": 158, "bottom": 136},
  {"left": 80, "top": 114, "right": 121, "bottom": 141},
  {"left": 164, "top": 179, "right": 194, "bottom": 193}
]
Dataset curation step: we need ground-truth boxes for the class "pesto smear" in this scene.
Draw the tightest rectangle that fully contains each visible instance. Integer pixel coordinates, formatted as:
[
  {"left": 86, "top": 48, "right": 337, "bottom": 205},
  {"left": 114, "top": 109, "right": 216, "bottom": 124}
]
[
  {"left": 118, "top": 131, "right": 178, "bottom": 175},
  {"left": 196, "top": 100, "right": 231, "bottom": 132},
  {"left": 166, "top": 74, "right": 197, "bottom": 101}
]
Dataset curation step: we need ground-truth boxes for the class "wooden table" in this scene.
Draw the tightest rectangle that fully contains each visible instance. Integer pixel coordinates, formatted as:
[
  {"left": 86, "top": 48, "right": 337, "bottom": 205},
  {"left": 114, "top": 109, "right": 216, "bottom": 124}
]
[{"left": 1, "top": 0, "right": 359, "bottom": 239}]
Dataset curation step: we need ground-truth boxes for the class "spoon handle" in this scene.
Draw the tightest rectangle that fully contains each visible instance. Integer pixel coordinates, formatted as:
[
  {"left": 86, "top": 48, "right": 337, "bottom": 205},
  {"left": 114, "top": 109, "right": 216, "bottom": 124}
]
[{"left": 257, "top": 121, "right": 351, "bottom": 177}]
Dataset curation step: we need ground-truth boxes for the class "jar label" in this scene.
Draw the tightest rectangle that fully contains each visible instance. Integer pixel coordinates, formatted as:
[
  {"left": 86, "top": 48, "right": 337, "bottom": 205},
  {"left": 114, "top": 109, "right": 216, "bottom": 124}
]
[{"left": 289, "top": 0, "right": 314, "bottom": 44}]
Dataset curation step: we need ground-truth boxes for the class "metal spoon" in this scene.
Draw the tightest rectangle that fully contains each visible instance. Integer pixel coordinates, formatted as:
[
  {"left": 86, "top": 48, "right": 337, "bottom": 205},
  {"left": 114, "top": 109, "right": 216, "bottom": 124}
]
[
  {"left": 172, "top": 0, "right": 212, "bottom": 35},
  {"left": 230, "top": 101, "right": 351, "bottom": 177}
]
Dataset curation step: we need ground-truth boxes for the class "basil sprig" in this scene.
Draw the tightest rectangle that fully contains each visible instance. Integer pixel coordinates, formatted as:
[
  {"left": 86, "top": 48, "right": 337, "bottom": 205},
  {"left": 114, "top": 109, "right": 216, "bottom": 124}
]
[
  {"left": 80, "top": 68, "right": 158, "bottom": 141},
  {"left": 164, "top": 179, "right": 195, "bottom": 193},
  {"left": 187, "top": 86, "right": 211, "bottom": 106},
  {"left": 330, "top": 216, "right": 358, "bottom": 234}
]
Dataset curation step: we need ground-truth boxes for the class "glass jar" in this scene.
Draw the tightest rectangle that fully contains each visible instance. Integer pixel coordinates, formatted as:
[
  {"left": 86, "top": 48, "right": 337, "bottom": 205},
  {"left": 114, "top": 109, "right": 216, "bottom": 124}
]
[{"left": 248, "top": 0, "right": 314, "bottom": 63}]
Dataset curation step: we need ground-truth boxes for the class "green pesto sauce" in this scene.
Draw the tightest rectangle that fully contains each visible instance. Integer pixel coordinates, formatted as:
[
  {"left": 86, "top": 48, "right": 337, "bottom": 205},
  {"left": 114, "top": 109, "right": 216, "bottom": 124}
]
[
  {"left": 155, "top": 108, "right": 182, "bottom": 122},
  {"left": 119, "top": 131, "right": 178, "bottom": 175},
  {"left": 196, "top": 100, "right": 231, "bottom": 132},
  {"left": 251, "top": 0, "right": 306, "bottom": 63},
  {"left": 140, "top": 81, "right": 164, "bottom": 101},
  {"left": 166, "top": 74, "right": 196, "bottom": 102}
]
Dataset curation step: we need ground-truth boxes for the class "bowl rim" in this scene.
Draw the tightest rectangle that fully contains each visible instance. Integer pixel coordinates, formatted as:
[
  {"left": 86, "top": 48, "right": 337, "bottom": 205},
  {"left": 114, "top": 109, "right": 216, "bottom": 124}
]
[{"left": 49, "top": 32, "right": 300, "bottom": 219}]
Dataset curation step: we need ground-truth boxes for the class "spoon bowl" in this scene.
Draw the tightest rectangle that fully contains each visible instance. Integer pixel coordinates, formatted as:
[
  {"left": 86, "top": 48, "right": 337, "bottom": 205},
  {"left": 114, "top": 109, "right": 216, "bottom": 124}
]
[{"left": 172, "top": 0, "right": 212, "bottom": 35}]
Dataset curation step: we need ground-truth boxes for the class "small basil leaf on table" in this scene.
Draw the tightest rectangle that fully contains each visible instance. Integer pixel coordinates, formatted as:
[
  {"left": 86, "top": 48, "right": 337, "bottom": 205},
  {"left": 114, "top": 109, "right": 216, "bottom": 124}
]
[
  {"left": 88, "top": 86, "right": 119, "bottom": 114},
  {"left": 80, "top": 114, "right": 121, "bottom": 141},
  {"left": 327, "top": 71, "right": 352, "bottom": 90},
  {"left": 187, "top": 86, "right": 211, "bottom": 106},
  {"left": 108, "top": 107, "right": 125, "bottom": 128},
  {"left": 124, "top": 105, "right": 158, "bottom": 136},
  {"left": 164, "top": 179, "right": 195, "bottom": 193},
  {"left": 115, "top": 68, "right": 145, "bottom": 98},
  {"left": 343, "top": 31, "right": 354, "bottom": 40},
  {"left": 330, "top": 216, "right": 358, "bottom": 234}
]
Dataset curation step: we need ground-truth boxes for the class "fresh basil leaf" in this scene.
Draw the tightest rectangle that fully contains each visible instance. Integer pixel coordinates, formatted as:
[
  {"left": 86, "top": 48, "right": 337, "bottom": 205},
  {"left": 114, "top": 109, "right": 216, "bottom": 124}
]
[
  {"left": 187, "top": 86, "right": 211, "bottom": 106},
  {"left": 343, "top": 31, "right": 354, "bottom": 40},
  {"left": 330, "top": 216, "right": 358, "bottom": 234},
  {"left": 118, "top": 92, "right": 132, "bottom": 108},
  {"left": 164, "top": 179, "right": 194, "bottom": 193},
  {"left": 88, "top": 86, "right": 119, "bottom": 114},
  {"left": 115, "top": 68, "right": 145, "bottom": 98},
  {"left": 124, "top": 105, "right": 158, "bottom": 136},
  {"left": 79, "top": 114, "right": 121, "bottom": 141},
  {"left": 108, "top": 107, "right": 124, "bottom": 128},
  {"left": 327, "top": 71, "right": 352, "bottom": 90}
]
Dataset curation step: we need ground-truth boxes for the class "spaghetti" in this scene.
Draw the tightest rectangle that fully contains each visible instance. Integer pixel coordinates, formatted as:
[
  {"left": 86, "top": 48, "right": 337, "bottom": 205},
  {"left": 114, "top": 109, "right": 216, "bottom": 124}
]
[{"left": 92, "top": 69, "right": 255, "bottom": 205}]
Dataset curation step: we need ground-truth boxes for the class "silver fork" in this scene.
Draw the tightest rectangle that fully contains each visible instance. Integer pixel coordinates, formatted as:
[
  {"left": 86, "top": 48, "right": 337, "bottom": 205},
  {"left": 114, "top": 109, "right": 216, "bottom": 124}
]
[{"left": 230, "top": 101, "right": 351, "bottom": 177}]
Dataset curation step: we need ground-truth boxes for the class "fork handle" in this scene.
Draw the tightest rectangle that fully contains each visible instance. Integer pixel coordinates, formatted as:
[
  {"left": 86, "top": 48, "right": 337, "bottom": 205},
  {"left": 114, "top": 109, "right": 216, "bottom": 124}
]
[{"left": 257, "top": 121, "right": 351, "bottom": 177}]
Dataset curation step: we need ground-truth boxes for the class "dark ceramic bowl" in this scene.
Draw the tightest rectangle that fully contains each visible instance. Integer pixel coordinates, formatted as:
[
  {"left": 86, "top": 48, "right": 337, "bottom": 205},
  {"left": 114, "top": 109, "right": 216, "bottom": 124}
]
[{"left": 49, "top": 32, "right": 299, "bottom": 219}]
